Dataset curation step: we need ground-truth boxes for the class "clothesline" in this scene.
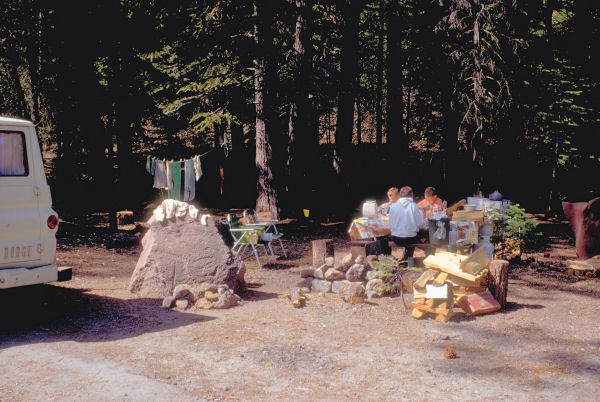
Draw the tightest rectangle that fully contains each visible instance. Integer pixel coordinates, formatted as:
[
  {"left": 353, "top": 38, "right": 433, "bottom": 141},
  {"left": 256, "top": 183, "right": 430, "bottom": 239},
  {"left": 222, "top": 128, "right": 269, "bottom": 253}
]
[
  {"left": 146, "top": 142, "right": 228, "bottom": 163},
  {"left": 145, "top": 143, "right": 228, "bottom": 202},
  {"left": 146, "top": 155, "right": 203, "bottom": 202}
]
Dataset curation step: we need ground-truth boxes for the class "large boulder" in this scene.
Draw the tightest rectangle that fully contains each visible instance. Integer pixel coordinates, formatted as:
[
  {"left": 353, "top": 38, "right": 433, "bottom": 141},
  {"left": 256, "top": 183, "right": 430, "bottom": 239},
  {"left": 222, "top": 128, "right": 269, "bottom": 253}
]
[{"left": 129, "top": 203, "right": 245, "bottom": 298}]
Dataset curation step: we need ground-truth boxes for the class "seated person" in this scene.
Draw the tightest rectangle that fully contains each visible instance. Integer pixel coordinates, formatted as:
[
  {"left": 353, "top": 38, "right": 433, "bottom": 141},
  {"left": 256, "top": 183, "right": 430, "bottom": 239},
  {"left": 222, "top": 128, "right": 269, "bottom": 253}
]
[
  {"left": 377, "top": 187, "right": 399, "bottom": 216},
  {"left": 417, "top": 186, "right": 445, "bottom": 219},
  {"left": 389, "top": 186, "right": 426, "bottom": 262}
]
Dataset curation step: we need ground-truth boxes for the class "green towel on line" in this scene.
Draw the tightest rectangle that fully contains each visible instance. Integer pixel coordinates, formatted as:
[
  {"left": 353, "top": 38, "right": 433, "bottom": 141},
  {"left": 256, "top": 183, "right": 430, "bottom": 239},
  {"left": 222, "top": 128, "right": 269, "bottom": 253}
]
[{"left": 168, "top": 161, "right": 182, "bottom": 200}]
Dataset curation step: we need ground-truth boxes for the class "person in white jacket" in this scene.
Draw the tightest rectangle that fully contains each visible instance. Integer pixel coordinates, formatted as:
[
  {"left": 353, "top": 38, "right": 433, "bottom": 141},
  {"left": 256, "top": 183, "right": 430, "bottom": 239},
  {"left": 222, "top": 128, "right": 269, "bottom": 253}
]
[{"left": 389, "top": 186, "right": 426, "bottom": 263}]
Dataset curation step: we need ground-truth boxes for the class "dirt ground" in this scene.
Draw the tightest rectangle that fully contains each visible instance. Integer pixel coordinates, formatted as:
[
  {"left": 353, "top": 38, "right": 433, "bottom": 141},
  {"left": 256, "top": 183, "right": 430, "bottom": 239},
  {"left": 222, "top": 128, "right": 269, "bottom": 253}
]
[{"left": 1, "top": 216, "right": 600, "bottom": 401}]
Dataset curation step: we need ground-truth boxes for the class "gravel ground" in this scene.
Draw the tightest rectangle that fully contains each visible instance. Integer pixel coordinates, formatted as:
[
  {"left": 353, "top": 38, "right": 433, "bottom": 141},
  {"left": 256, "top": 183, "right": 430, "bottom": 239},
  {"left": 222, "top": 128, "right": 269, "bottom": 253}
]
[{"left": 1, "top": 219, "right": 599, "bottom": 401}]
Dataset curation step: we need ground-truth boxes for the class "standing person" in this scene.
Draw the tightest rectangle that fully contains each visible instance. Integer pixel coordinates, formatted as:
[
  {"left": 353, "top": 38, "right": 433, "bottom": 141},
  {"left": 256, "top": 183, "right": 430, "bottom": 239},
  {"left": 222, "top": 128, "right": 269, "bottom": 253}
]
[
  {"left": 389, "top": 186, "right": 426, "bottom": 264},
  {"left": 417, "top": 186, "right": 445, "bottom": 219}
]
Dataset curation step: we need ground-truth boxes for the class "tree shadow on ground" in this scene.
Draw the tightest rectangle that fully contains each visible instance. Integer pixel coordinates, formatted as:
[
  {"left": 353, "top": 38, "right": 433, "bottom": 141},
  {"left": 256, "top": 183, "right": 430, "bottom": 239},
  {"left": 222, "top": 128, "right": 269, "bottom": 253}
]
[
  {"left": 510, "top": 272, "right": 600, "bottom": 298},
  {"left": 0, "top": 284, "right": 215, "bottom": 348},
  {"left": 450, "top": 301, "right": 544, "bottom": 323},
  {"left": 426, "top": 317, "right": 600, "bottom": 388},
  {"left": 499, "top": 301, "right": 544, "bottom": 313},
  {"left": 243, "top": 283, "right": 278, "bottom": 302},
  {"left": 263, "top": 262, "right": 295, "bottom": 270}
]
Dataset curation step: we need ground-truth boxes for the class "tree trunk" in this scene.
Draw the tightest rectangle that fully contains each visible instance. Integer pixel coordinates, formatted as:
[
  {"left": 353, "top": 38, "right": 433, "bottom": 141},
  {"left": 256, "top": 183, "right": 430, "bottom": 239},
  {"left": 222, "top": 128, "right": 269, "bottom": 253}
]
[
  {"left": 24, "top": 4, "right": 42, "bottom": 124},
  {"left": 375, "top": 0, "right": 385, "bottom": 146},
  {"left": 8, "top": 63, "right": 29, "bottom": 117},
  {"left": 546, "top": 136, "right": 560, "bottom": 217},
  {"left": 355, "top": 99, "right": 361, "bottom": 145},
  {"left": 254, "top": 0, "right": 280, "bottom": 217},
  {"left": 385, "top": 2, "right": 406, "bottom": 155},
  {"left": 288, "top": 0, "right": 315, "bottom": 216},
  {"left": 440, "top": 76, "right": 461, "bottom": 200},
  {"left": 333, "top": 0, "right": 362, "bottom": 174}
]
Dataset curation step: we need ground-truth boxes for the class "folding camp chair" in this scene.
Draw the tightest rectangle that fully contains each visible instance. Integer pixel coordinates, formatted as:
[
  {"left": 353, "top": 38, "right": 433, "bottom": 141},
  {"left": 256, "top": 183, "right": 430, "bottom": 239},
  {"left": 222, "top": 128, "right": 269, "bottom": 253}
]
[
  {"left": 227, "top": 213, "right": 275, "bottom": 270},
  {"left": 243, "top": 210, "right": 287, "bottom": 258}
]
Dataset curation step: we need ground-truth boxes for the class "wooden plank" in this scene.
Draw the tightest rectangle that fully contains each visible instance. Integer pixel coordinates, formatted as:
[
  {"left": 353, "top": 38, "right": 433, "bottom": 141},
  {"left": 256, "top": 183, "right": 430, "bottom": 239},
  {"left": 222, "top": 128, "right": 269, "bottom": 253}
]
[
  {"left": 445, "top": 274, "right": 481, "bottom": 288},
  {"left": 585, "top": 256, "right": 600, "bottom": 269},
  {"left": 459, "top": 247, "right": 490, "bottom": 275},
  {"left": 423, "top": 255, "right": 480, "bottom": 282},
  {"left": 445, "top": 199, "right": 467, "bottom": 219},
  {"left": 433, "top": 250, "right": 468, "bottom": 266},
  {"left": 413, "top": 270, "right": 435, "bottom": 289},
  {"left": 433, "top": 272, "right": 448, "bottom": 287},
  {"left": 453, "top": 286, "right": 486, "bottom": 294},
  {"left": 451, "top": 210, "right": 484, "bottom": 222},
  {"left": 435, "top": 311, "right": 454, "bottom": 322},
  {"left": 413, "top": 287, "right": 427, "bottom": 299},
  {"left": 411, "top": 302, "right": 451, "bottom": 316},
  {"left": 566, "top": 259, "right": 596, "bottom": 271}
]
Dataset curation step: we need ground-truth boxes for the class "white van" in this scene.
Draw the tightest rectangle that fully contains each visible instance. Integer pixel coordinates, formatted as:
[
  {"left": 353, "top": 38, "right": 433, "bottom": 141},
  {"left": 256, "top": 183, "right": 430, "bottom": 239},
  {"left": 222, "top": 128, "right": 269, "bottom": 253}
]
[{"left": 0, "top": 116, "right": 71, "bottom": 289}]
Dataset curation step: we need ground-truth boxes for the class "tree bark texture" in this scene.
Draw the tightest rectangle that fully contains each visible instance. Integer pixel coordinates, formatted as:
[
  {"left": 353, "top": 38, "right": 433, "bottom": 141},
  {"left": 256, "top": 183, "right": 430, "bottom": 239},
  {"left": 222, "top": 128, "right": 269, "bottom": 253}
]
[
  {"left": 333, "top": 0, "right": 362, "bottom": 173},
  {"left": 355, "top": 99, "right": 361, "bottom": 145},
  {"left": 375, "top": 0, "right": 385, "bottom": 146},
  {"left": 385, "top": 2, "right": 406, "bottom": 154},
  {"left": 288, "top": 0, "right": 315, "bottom": 215},
  {"left": 488, "top": 260, "right": 509, "bottom": 308},
  {"left": 254, "top": 0, "right": 280, "bottom": 217}
]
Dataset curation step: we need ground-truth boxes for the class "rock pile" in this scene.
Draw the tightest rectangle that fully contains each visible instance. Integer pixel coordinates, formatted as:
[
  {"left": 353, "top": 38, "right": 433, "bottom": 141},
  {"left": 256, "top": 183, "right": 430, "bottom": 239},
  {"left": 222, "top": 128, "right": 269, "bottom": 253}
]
[
  {"left": 162, "top": 283, "right": 242, "bottom": 310},
  {"left": 295, "top": 253, "right": 410, "bottom": 303}
]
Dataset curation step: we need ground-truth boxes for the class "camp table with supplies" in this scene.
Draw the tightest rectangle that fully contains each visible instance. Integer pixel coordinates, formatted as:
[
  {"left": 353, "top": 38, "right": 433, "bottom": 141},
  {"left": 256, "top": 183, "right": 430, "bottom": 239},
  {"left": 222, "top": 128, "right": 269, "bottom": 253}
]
[{"left": 348, "top": 217, "right": 391, "bottom": 240}]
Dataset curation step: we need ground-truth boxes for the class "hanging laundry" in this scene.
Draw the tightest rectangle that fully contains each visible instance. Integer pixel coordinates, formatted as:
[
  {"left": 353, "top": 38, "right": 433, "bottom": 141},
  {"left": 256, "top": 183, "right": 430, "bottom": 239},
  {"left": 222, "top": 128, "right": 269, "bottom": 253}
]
[
  {"left": 194, "top": 155, "right": 202, "bottom": 181},
  {"left": 166, "top": 161, "right": 173, "bottom": 190},
  {"left": 153, "top": 160, "right": 168, "bottom": 189},
  {"left": 146, "top": 156, "right": 151, "bottom": 173},
  {"left": 150, "top": 158, "right": 156, "bottom": 176},
  {"left": 184, "top": 159, "right": 195, "bottom": 201},
  {"left": 168, "top": 161, "right": 182, "bottom": 200}
]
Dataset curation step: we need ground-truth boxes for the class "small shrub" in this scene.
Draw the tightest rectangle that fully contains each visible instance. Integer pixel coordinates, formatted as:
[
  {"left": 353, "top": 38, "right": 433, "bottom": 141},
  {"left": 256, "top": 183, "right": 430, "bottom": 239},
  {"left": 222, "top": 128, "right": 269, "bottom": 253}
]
[{"left": 490, "top": 204, "right": 543, "bottom": 258}]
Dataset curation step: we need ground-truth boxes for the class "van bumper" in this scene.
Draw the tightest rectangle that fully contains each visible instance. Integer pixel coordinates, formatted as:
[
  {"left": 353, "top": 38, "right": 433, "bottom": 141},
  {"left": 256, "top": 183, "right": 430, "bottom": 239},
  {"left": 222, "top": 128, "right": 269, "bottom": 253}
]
[{"left": 0, "top": 264, "right": 71, "bottom": 289}]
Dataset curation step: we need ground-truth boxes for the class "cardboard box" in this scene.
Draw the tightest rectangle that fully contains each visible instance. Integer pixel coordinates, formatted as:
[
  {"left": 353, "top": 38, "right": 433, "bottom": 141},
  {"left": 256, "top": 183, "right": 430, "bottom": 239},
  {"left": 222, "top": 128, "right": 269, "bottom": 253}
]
[
  {"left": 449, "top": 221, "right": 479, "bottom": 245},
  {"left": 458, "top": 290, "right": 501, "bottom": 315}
]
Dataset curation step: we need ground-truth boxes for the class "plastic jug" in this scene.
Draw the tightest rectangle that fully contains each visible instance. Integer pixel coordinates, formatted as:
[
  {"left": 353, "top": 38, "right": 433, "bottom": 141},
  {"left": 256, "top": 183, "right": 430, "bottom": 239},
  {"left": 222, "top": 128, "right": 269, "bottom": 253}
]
[
  {"left": 362, "top": 200, "right": 377, "bottom": 218},
  {"left": 474, "top": 236, "right": 494, "bottom": 260}
]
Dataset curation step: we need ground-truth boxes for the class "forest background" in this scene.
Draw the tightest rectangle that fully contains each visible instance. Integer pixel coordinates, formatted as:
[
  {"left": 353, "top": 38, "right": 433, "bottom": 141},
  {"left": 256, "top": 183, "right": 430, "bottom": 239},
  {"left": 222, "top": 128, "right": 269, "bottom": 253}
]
[{"left": 1, "top": 0, "right": 599, "bottom": 226}]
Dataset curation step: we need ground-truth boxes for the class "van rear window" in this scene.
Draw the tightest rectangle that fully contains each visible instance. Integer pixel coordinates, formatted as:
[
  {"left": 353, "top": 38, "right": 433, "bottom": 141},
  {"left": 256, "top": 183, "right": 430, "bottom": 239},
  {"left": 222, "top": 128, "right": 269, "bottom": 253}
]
[{"left": 0, "top": 131, "right": 28, "bottom": 176}]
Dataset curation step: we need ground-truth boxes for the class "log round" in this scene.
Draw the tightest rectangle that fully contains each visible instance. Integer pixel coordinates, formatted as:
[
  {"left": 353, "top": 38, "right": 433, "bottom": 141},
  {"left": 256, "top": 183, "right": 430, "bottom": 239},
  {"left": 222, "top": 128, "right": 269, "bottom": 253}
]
[
  {"left": 312, "top": 239, "right": 334, "bottom": 267},
  {"left": 488, "top": 260, "right": 509, "bottom": 308}
]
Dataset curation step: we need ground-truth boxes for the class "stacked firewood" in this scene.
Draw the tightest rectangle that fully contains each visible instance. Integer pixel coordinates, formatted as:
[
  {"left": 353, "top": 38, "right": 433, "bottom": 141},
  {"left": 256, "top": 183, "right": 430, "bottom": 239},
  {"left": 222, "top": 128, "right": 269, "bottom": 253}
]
[{"left": 411, "top": 248, "right": 502, "bottom": 322}]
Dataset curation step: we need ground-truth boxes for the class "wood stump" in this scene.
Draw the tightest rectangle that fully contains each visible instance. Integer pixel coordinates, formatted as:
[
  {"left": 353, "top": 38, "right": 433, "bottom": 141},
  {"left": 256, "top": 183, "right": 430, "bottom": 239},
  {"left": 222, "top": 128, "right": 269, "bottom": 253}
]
[
  {"left": 488, "top": 260, "right": 509, "bottom": 308},
  {"left": 350, "top": 238, "right": 389, "bottom": 260},
  {"left": 117, "top": 210, "right": 134, "bottom": 225},
  {"left": 312, "top": 239, "right": 334, "bottom": 267}
]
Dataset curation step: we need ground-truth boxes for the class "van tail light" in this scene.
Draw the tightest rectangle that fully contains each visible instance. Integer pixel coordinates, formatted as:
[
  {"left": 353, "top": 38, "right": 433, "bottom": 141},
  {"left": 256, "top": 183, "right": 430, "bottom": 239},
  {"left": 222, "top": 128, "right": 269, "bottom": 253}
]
[{"left": 47, "top": 215, "right": 59, "bottom": 229}]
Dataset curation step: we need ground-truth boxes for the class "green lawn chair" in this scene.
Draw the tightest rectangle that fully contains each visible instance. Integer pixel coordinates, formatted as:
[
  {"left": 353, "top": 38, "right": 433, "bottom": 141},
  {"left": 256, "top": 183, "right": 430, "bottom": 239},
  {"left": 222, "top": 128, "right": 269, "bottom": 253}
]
[
  {"left": 227, "top": 213, "right": 275, "bottom": 270},
  {"left": 243, "top": 210, "right": 287, "bottom": 258}
]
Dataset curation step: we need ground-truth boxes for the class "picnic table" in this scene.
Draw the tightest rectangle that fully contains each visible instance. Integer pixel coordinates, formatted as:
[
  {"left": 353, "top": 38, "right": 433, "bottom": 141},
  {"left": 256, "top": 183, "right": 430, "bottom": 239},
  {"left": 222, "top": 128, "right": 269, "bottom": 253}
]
[{"left": 348, "top": 217, "right": 390, "bottom": 240}]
